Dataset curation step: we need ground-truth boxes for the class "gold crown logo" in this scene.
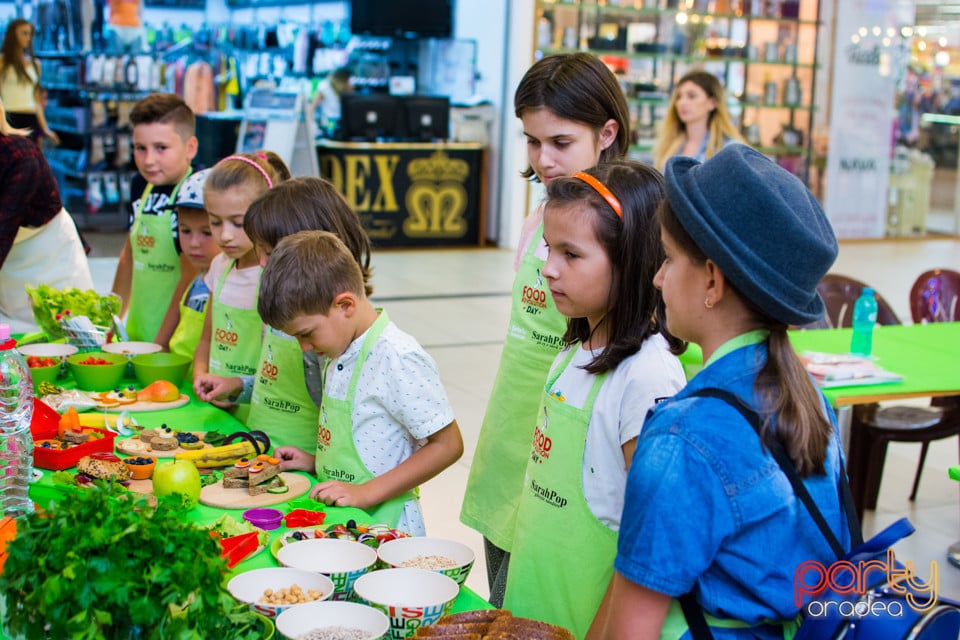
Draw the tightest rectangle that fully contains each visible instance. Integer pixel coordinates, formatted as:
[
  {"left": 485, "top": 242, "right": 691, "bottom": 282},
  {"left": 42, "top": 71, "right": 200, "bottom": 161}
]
[{"left": 408, "top": 150, "right": 470, "bottom": 184}]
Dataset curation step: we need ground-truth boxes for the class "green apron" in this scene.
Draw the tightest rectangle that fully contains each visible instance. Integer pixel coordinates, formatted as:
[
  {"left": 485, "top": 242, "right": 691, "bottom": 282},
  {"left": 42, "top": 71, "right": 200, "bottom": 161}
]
[
  {"left": 247, "top": 326, "right": 321, "bottom": 451},
  {"left": 502, "top": 348, "right": 610, "bottom": 640},
  {"left": 127, "top": 170, "right": 192, "bottom": 342},
  {"left": 168, "top": 279, "right": 207, "bottom": 378},
  {"left": 659, "top": 601, "right": 798, "bottom": 640},
  {"left": 209, "top": 259, "right": 263, "bottom": 423},
  {"left": 460, "top": 225, "right": 567, "bottom": 551},
  {"left": 315, "top": 310, "right": 416, "bottom": 528}
]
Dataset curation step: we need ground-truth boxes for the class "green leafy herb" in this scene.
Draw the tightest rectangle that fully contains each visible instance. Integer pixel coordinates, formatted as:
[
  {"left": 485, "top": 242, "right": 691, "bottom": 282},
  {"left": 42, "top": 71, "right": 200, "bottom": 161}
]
[
  {"left": 202, "top": 431, "right": 228, "bottom": 447},
  {"left": 199, "top": 469, "right": 223, "bottom": 488},
  {"left": 0, "top": 482, "right": 266, "bottom": 639}
]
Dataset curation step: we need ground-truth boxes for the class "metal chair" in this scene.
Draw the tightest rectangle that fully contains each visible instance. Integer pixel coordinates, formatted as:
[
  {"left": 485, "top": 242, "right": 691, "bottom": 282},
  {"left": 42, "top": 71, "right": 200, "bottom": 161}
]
[{"left": 854, "top": 269, "right": 960, "bottom": 515}]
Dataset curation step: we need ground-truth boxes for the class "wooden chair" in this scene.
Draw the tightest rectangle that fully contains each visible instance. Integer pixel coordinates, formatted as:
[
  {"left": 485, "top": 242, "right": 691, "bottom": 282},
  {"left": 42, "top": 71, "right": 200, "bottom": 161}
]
[{"left": 854, "top": 269, "right": 960, "bottom": 515}]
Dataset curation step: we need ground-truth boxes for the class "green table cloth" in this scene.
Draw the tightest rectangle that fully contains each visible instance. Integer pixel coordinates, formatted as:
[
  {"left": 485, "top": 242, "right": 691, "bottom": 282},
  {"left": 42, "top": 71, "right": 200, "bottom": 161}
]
[{"left": 8, "top": 371, "right": 489, "bottom": 638}]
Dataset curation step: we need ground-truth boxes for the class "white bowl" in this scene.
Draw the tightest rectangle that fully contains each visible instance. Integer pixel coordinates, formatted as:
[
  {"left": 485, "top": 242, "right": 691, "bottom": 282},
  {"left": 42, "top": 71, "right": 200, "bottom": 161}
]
[
  {"left": 376, "top": 537, "right": 475, "bottom": 587},
  {"left": 352, "top": 568, "right": 459, "bottom": 639},
  {"left": 277, "top": 538, "right": 379, "bottom": 601},
  {"left": 18, "top": 342, "right": 78, "bottom": 360},
  {"left": 102, "top": 341, "right": 162, "bottom": 358},
  {"left": 227, "top": 567, "right": 334, "bottom": 619},
  {"left": 275, "top": 600, "right": 390, "bottom": 640}
]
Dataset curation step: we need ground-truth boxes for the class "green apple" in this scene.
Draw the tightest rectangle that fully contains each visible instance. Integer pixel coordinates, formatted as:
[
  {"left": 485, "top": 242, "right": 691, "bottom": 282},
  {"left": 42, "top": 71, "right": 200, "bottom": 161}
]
[{"left": 152, "top": 459, "right": 202, "bottom": 509}]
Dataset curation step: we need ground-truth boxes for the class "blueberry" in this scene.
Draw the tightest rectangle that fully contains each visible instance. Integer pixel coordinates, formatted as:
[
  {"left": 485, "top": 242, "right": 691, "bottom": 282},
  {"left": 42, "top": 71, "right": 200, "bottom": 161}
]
[{"left": 293, "top": 531, "right": 306, "bottom": 540}]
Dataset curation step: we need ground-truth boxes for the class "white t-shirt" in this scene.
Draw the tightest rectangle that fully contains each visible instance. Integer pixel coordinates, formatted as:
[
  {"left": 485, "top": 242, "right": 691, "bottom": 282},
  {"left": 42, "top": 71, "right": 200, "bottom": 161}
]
[
  {"left": 547, "top": 334, "right": 686, "bottom": 529},
  {"left": 324, "top": 318, "right": 456, "bottom": 535},
  {"left": 203, "top": 253, "right": 259, "bottom": 310}
]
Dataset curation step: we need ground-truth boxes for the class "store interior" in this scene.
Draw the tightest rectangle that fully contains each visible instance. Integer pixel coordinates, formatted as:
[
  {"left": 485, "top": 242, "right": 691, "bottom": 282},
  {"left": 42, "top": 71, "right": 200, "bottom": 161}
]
[{"left": 3, "top": 0, "right": 960, "bottom": 602}]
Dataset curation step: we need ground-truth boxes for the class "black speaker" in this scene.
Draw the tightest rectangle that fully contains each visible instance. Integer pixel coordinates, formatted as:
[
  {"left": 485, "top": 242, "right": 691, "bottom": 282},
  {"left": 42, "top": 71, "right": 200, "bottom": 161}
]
[{"left": 195, "top": 113, "right": 243, "bottom": 169}]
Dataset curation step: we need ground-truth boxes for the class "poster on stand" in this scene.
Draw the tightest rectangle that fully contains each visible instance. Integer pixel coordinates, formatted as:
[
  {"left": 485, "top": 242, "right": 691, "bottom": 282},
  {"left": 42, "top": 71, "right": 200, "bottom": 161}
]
[{"left": 823, "top": 0, "right": 904, "bottom": 238}]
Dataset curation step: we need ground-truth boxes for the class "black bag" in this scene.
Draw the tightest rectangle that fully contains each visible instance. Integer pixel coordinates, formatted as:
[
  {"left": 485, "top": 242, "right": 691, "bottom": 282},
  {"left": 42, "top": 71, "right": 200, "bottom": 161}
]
[{"left": 678, "top": 388, "right": 960, "bottom": 640}]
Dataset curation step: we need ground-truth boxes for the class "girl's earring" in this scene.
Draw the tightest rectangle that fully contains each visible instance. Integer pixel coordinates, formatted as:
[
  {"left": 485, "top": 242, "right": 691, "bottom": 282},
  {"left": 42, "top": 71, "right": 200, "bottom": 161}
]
[{"left": 704, "top": 298, "right": 714, "bottom": 309}]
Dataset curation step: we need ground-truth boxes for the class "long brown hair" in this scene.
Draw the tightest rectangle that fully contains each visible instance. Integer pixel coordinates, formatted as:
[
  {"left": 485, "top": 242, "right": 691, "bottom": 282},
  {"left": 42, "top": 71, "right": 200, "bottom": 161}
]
[
  {"left": 653, "top": 70, "right": 746, "bottom": 170},
  {"left": 514, "top": 53, "right": 631, "bottom": 179},
  {"left": 1, "top": 19, "right": 39, "bottom": 85},
  {"left": 659, "top": 200, "right": 833, "bottom": 476},
  {"left": 545, "top": 161, "right": 684, "bottom": 374}
]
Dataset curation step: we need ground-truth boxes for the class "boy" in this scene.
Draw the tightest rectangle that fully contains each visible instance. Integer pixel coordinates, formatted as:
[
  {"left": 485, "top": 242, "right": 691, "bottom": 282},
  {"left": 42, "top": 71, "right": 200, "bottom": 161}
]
[
  {"left": 259, "top": 230, "right": 463, "bottom": 536},
  {"left": 154, "top": 168, "right": 219, "bottom": 370},
  {"left": 111, "top": 93, "right": 198, "bottom": 342}
]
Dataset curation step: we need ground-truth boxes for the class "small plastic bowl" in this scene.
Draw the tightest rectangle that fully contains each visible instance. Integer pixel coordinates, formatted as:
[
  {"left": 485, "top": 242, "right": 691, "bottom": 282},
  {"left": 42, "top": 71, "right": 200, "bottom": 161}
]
[
  {"left": 227, "top": 567, "right": 334, "bottom": 619},
  {"left": 123, "top": 455, "right": 157, "bottom": 480},
  {"left": 276, "top": 538, "right": 379, "bottom": 601},
  {"left": 20, "top": 343, "right": 78, "bottom": 380},
  {"left": 275, "top": 600, "right": 389, "bottom": 640},
  {"left": 131, "top": 352, "right": 192, "bottom": 387},
  {"left": 377, "top": 536, "right": 475, "bottom": 587},
  {"left": 27, "top": 363, "right": 61, "bottom": 392},
  {"left": 352, "top": 568, "right": 459, "bottom": 635},
  {"left": 103, "top": 341, "right": 163, "bottom": 358},
  {"left": 66, "top": 351, "right": 127, "bottom": 391},
  {"left": 19, "top": 342, "right": 79, "bottom": 362},
  {"left": 243, "top": 508, "right": 284, "bottom": 531}
]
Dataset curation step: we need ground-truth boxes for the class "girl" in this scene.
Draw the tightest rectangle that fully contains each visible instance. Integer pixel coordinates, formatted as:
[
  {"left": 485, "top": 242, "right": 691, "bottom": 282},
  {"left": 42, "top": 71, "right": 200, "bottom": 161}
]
[
  {"left": 193, "top": 151, "right": 288, "bottom": 422},
  {"left": 652, "top": 70, "right": 745, "bottom": 170},
  {"left": 501, "top": 161, "right": 686, "bottom": 639},
  {"left": 198, "top": 176, "right": 373, "bottom": 452},
  {"left": 596, "top": 145, "right": 851, "bottom": 639},
  {"left": 460, "top": 52, "right": 631, "bottom": 606},
  {"left": 0, "top": 19, "right": 58, "bottom": 147}
]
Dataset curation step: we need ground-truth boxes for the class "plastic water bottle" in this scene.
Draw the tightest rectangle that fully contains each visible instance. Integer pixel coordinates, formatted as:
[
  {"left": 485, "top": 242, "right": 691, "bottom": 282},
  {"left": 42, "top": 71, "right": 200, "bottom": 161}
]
[
  {"left": 850, "top": 288, "right": 879, "bottom": 356},
  {"left": 0, "top": 324, "right": 34, "bottom": 518}
]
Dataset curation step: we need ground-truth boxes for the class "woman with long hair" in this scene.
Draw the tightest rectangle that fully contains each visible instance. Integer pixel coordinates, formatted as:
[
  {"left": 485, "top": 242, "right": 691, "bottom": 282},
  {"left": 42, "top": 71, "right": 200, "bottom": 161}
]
[
  {"left": 0, "top": 19, "right": 58, "bottom": 148},
  {"left": 652, "top": 70, "right": 744, "bottom": 170}
]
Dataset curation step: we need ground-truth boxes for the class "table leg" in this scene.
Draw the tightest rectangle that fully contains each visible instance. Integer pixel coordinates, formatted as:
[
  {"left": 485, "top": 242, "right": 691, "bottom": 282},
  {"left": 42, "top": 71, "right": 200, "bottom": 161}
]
[{"left": 846, "top": 407, "right": 871, "bottom": 522}]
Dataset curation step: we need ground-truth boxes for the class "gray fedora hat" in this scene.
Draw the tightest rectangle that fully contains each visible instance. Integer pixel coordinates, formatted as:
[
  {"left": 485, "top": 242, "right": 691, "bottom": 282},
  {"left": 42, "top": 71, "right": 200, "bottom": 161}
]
[{"left": 664, "top": 144, "right": 838, "bottom": 325}]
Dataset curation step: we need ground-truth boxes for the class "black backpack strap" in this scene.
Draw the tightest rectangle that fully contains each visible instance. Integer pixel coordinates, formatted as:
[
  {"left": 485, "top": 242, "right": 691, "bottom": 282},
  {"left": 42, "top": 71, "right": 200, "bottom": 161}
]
[{"left": 676, "top": 387, "right": 863, "bottom": 640}]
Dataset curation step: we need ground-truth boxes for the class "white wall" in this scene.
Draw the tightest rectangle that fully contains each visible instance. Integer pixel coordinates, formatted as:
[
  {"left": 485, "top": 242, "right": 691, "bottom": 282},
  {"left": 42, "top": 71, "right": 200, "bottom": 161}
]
[{"left": 497, "top": 0, "right": 536, "bottom": 249}]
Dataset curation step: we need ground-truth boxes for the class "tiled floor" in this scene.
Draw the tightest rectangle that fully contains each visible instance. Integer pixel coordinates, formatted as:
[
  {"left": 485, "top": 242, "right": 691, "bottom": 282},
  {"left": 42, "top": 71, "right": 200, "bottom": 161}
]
[{"left": 84, "top": 233, "right": 960, "bottom": 602}]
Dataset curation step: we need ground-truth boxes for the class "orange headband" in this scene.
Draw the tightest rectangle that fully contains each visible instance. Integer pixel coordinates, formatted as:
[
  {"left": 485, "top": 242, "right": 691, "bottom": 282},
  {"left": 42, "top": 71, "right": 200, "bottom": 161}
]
[{"left": 573, "top": 171, "right": 623, "bottom": 218}]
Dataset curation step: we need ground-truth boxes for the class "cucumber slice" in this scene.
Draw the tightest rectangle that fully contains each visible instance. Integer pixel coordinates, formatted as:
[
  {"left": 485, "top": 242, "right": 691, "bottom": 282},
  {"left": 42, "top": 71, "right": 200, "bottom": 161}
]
[{"left": 267, "top": 485, "right": 289, "bottom": 494}]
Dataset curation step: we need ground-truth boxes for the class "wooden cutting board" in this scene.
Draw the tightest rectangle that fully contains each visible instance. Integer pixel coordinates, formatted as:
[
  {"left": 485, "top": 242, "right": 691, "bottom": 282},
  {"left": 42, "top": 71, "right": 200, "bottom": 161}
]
[
  {"left": 96, "top": 394, "right": 190, "bottom": 413},
  {"left": 199, "top": 472, "right": 311, "bottom": 508}
]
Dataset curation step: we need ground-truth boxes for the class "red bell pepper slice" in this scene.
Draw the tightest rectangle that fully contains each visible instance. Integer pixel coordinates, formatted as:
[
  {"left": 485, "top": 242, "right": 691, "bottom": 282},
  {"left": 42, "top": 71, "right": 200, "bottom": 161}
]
[
  {"left": 220, "top": 531, "right": 260, "bottom": 558},
  {"left": 284, "top": 509, "right": 326, "bottom": 528},
  {"left": 220, "top": 531, "right": 261, "bottom": 569}
]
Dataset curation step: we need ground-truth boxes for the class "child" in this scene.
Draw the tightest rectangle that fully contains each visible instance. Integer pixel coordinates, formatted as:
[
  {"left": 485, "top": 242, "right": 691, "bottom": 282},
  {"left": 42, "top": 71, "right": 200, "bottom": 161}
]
[
  {"left": 199, "top": 176, "right": 374, "bottom": 452},
  {"left": 500, "top": 161, "right": 686, "bottom": 638},
  {"left": 460, "top": 52, "right": 631, "bottom": 606},
  {"left": 192, "top": 151, "right": 288, "bottom": 422},
  {"left": 152, "top": 168, "right": 219, "bottom": 372},
  {"left": 110, "top": 93, "right": 198, "bottom": 342},
  {"left": 595, "top": 145, "right": 850, "bottom": 638},
  {"left": 258, "top": 230, "right": 463, "bottom": 536}
]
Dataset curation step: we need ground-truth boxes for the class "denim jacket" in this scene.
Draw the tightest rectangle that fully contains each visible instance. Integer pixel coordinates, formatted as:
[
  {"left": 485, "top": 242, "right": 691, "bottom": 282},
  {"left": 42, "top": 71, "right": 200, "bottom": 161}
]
[{"left": 615, "top": 342, "right": 851, "bottom": 636}]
